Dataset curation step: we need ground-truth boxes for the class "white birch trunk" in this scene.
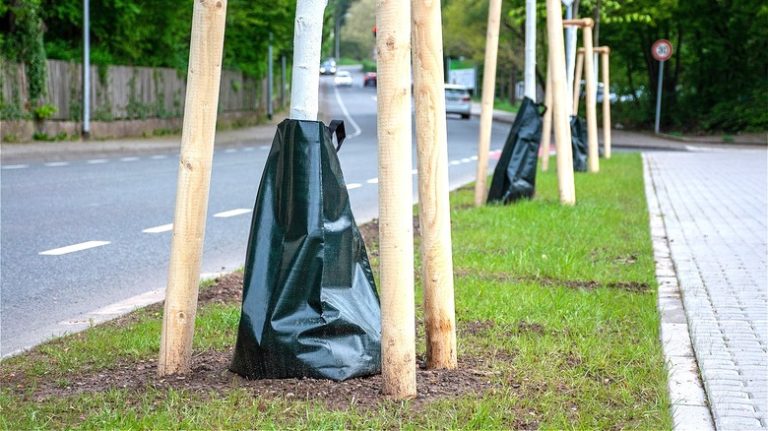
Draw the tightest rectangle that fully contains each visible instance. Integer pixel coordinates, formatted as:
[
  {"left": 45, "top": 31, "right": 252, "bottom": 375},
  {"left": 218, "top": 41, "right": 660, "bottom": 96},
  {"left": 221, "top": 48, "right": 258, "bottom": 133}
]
[{"left": 289, "top": 0, "right": 328, "bottom": 120}]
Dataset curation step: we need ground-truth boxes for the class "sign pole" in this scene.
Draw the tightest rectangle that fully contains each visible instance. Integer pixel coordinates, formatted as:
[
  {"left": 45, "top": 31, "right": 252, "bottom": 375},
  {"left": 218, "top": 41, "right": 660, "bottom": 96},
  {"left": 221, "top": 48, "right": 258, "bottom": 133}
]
[
  {"left": 377, "top": 0, "right": 417, "bottom": 400},
  {"left": 412, "top": 0, "right": 457, "bottom": 371},
  {"left": 82, "top": 0, "right": 90, "bottom": 139},
  {"left": 158, "top": 0, "right": 228, "bottom": 376},
  {"left": 655, "top": 60, "right": 664, "bottom": 134},
  {"left": 473, "top": 0, "right": 502, "bottom": 206}
]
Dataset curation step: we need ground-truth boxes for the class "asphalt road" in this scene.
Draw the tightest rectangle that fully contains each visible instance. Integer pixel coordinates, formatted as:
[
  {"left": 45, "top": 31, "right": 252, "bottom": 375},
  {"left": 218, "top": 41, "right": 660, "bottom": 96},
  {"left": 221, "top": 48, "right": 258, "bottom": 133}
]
[{"left": 0, "top": 68, "right": 509, "bottom": 356}]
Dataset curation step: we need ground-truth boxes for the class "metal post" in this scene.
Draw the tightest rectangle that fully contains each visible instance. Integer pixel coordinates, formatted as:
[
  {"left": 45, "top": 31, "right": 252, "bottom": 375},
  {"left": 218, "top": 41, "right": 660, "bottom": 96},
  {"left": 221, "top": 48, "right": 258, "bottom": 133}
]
[
  {"left": 523, "top": 0, "right": 536, "bottom": 100},
  {"left": 267, "top": 33, "right": 273, "bottom": 120},
  {"left": 654, "top": 60, "right": 664, "bottom": 134},
  {"left": 564, "top": 2, "right": 577, "bottom": 103},
  {"left": 335, "top": 6, "right": 341, "bottom": 60},
  {"left": 82, "top": 0, "right": 90, "bottom": 139}
]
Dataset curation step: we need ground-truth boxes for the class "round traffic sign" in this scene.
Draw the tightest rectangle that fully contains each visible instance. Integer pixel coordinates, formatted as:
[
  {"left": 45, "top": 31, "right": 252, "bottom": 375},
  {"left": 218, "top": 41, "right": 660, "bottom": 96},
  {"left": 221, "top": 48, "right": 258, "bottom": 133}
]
[{"left": 652, "top": 39, "right": 673, "bottom": 62}]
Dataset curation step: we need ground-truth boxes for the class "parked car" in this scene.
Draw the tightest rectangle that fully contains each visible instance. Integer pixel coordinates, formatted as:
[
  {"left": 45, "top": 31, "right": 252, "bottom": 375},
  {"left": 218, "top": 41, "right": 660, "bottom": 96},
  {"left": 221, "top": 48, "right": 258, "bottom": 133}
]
[
  {"left": 363, "top": 72, "right": 377, "bottom": 87},
  {"left": 320, "top": 58, "right": 337, "bottom": 75},
  {"left": 334, "top": 70, "right": 353, "bottom": 87},
  {"left": 444, "top": 84, "right": 471, "bottom": 119}
]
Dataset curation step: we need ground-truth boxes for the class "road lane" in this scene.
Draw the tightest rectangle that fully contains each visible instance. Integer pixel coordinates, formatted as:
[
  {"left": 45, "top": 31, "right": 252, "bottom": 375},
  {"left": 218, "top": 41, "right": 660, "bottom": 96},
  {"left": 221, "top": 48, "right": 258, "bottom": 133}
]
[{"left": 1, "top": 67, "right": 507, "bottom": 356}]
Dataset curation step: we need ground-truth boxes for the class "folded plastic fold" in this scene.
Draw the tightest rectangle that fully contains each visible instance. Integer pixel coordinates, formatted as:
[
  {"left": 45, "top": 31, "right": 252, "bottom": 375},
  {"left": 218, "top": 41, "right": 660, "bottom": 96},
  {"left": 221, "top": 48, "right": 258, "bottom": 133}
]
[
  {"left": 230, "top": 119, "right": 382, "bottom": 382},
  {"left": 570, "top": 116, "right": 588, "bottom": 172},
  {"left": 487, "top": 97, "right": 543, "bottom": 204}
]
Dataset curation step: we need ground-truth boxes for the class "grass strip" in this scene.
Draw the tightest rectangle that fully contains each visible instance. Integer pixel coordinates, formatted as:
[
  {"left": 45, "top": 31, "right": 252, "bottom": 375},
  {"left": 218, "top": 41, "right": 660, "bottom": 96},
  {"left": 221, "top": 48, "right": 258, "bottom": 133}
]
[{"left": 0, "top": 153, "right": 669, "bottom": 430}]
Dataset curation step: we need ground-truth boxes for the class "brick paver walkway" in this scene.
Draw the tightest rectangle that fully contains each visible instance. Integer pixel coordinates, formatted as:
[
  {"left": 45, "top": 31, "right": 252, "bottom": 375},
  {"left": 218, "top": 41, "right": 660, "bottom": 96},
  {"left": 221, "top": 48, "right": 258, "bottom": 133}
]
[{"left": 647, "top": 150, "right": 768, "bottom": 430}]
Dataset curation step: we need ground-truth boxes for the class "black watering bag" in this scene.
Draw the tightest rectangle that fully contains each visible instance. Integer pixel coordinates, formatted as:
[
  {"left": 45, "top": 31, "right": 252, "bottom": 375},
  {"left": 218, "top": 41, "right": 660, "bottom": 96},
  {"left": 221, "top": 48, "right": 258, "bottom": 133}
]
[
  {"left": 487, "top": 97, "right": 543, "bottom": 204},
  {"left": 570, "top": 116, "right": 588, "bottom": 172},
  {"left": 230, "top": 119, "right": 381, "bottom": 382}
]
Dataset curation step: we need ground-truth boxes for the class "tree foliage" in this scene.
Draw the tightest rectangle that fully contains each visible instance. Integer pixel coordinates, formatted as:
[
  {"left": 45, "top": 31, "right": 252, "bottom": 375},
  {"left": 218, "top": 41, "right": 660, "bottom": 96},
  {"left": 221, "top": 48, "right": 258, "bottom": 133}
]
[
  {"left": 441, "top": 0, "right": 766, "bottom": 132},
  {"left": 1, "top": 0, "right": 298, "bottom": 79}
]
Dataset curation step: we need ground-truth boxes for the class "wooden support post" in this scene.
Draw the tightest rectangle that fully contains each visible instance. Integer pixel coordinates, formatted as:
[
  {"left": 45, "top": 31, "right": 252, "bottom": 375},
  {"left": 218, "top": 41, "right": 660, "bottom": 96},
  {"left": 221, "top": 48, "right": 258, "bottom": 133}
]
[
  {"left": 377, "top": 0, "right": 417, "bottom": 399},
  {"left": 158, "top": 0, "right": 227, "bottom": 376},
  {"left": 600, "top": 47, "right": 611, "bottom": 158},
  {"left": 412, "top": 0, "right": 457, "bottom": 370},
  {"left": 572, "top": 50, "right": 583, "bottom": 116},
  {"left": 540, "top": 61, "right": 552, "bottom": 172},
  {"left": 547, "top": 0, "right": 575, "bottom": 205},
  {"left": 581, "top": 22, "right": 598, "bottom": 172},
  {"left": 473, "top": 0, "right": 502, "bottom": 206}
]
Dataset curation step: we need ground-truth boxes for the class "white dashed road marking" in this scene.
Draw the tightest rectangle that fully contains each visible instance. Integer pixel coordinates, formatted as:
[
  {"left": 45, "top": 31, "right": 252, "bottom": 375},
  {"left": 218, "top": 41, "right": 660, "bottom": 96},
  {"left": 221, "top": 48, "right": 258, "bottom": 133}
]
[
  {"left": 366, "top": 178, "right": 379, "bottom": 184},
  {"left": 151, "top": 155, "right": 167, "bottom": 160},
  {"left": 87, "top": 159, "right": 108, "bottom": 164},
  {"left": 225, "top": 148, "right": 237, "bottom": 153},
  {"left": 243, "top": 147, "right": 254, "bottom": 152},
  {"left": 120, "top": 157, "right": 139, "bottom": 162},
  {"left": 39, "top": 241, "right": 111, "bottom": 256},
  {"left": 450, "top": 160, "right": 461, "bottom": 166},
  {"left": 461, "top": 158, "right": 471, "bottom": 163},
  {"left": 45, "top": 162, "right": 69, "bottom": 167},
  {"left": 213, "top": 208, "right": 252, "bottom": 218},
  {"left": 346, "top": 183, "right": 362, "bottom": 190},
  {"left": 411, "top": 169, "right": 418, "bottom": 175},
  {"left": 1, "top": 164, "right": 28, "bottom": 170},
  {"left": 142, "top": 223, "right": 173, "bottom": 234},
  {"left": 470, "top": 155, "right": 478, "bottom": 161}
]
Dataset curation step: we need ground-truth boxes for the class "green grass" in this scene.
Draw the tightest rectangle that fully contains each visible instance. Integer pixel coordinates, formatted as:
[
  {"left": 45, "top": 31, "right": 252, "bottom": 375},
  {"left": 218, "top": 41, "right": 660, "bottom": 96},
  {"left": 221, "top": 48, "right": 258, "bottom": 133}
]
[
  {"left": 494, "top": 99, "right": 520, "bottom": 113},
  {"left": 0, "top": 154, "right": 670, "bottom": 430}
]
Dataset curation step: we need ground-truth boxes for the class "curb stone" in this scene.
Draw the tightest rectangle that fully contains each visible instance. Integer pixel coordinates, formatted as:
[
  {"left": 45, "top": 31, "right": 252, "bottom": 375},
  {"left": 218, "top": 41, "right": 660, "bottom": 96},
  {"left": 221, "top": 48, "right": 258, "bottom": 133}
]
[{"left": 643, "top": 153, "right": 715, "bottom": 430}]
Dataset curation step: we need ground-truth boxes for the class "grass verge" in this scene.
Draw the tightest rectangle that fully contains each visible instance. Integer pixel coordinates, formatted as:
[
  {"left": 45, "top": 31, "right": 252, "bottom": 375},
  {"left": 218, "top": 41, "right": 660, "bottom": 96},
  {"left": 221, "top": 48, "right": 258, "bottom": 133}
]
[{"left": 0, "top": 153, "right": 669, "bottom": 429}]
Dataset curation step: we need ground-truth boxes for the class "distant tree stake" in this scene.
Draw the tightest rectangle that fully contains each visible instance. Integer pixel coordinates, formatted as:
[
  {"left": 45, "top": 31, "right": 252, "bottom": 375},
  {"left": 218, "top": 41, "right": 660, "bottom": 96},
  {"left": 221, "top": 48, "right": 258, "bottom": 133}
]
[
  {"left": 377, "top": 0, "right": 417, "bottom": 399},
  {"left": 159, "top": 0, "right": 228, "bottom": 376},
  {"left": 540, "top": 61, "right": 552, "bottom": 171},
  {"left": 473, "top": 0, "right": 503, "bottom": 206},
  {"left": 599, "top": 46, "right": 611, "bottom": 158},
  {"left": 564, "top": 18, "right": 598, "bottom": 173},
  {"left": 546, "top": 0, "right": 576, "bottom": 205},
  {"left": 412, "top": 0, "right": 457, "bottom": 370}
]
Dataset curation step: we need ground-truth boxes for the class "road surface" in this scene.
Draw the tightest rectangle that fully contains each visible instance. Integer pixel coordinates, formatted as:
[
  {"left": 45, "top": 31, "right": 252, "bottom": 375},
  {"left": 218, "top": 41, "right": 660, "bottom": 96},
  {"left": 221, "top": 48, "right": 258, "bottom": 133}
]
[{"left": 0, "top": 69, "right": 510, "bottom": 356}]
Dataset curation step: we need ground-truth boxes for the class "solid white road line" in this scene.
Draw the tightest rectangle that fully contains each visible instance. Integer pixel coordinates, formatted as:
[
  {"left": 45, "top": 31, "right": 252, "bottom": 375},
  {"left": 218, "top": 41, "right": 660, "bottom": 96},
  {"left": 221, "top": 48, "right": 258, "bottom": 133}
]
[
  {"left": 346, "top": 183, "right": 362, "bottom": 190},
  {"left": 87, "top": 159, "right": 108, "bottom": 164},
  {"left": 333, "top": 84, "right": 362, "bottom": 138},
  {"left": 39, "top": 241, "right": 111, "bottom": 256},
  {"left": 44, "top": 162, "right": 69, "bottom": 167},
  {"left": 213, "top": 208, "right": 252, "bottom": 218},
  {"left": 120, "top": 157, "right": 139, "bottom": 162},
  {"left": 1, "top": 164, "right": 28, "bottom": 170},
  {"left": 142, "top": 223, "right": 173, "bottom": 233},
  {"left": 366, "top": 178, "right": 379, "bottom": 184}
]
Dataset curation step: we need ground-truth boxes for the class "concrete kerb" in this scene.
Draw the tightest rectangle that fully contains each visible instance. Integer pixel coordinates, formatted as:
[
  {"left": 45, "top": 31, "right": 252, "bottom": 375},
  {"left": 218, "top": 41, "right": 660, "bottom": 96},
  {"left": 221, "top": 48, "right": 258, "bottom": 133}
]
[{"left": 643, "top": 153, "right": 715, "bottom": 431}]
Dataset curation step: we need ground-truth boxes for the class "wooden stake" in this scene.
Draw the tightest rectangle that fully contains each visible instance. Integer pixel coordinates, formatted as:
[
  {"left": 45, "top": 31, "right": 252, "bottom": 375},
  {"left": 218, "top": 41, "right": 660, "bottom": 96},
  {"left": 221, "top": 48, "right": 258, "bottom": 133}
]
[
  {"left": 473, "top": 0, "right": 503, "bottom": 206},
  {"left": 546, "top": 0, "right": 575, "bottom": 205},
  {"left": 600, "top": 47, "right": 611, "bottom": 158},
  {"left": 158, "top": 0, "right": 227, "bottom": 376},
  {"left": 572, "top": 50, "right": 583, "bottom": 116},
  {"left": 581, "top": 21, "right": 599, "bottom": 173},
  {"left": 289, "top": 0, "right": 327, "bottom": 120},
  {"left": 412, "top": 0, "right": 457, "bottom": 370},
  {"left": 540, "top": 61, "right": 553, "bottom": 172},
  {"left": 377, "top": 0, "right": 417, "bottom": 399}
]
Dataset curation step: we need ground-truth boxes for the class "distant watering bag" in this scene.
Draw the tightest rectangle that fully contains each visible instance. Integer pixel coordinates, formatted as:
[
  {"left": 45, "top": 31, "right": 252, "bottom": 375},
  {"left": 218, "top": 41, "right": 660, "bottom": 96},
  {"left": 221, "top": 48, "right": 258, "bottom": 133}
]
[
  {"left": 487, "top": 97, "right": 544, "bottom": 204},
  {"left": 230, "top": 119, "right": 381, "bottom": 382}
]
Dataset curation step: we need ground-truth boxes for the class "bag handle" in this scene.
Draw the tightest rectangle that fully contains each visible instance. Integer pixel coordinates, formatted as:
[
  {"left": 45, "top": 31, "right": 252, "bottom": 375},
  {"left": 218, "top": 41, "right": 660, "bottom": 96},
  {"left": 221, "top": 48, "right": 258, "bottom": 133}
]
[{"left": 329, "top": 120, "right": 346, "bottom": 152}]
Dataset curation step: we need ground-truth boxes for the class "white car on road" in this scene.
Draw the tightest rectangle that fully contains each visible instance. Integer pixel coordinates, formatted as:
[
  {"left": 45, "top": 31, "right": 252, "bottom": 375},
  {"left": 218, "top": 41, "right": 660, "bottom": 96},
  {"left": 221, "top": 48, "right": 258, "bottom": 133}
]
[
  {"left": 445, "top": 84, "right": 471, "bottom": 119},
  {"left": 334, "top": 71, "right": 353, "bottom": 87}
]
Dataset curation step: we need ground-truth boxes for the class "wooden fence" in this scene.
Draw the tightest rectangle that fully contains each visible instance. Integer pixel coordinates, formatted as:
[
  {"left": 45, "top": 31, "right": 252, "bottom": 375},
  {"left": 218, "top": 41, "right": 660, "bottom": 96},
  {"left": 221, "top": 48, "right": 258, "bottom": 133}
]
[{"left": 1, "top": 60, "right": 268, "bottom": 121}]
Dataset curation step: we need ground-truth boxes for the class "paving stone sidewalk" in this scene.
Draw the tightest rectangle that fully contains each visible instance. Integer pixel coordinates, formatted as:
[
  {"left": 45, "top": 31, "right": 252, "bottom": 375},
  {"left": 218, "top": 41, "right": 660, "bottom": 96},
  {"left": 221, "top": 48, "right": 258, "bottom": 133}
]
[{"left": 647, "top": 149, "right": 768, "bottom": 430}]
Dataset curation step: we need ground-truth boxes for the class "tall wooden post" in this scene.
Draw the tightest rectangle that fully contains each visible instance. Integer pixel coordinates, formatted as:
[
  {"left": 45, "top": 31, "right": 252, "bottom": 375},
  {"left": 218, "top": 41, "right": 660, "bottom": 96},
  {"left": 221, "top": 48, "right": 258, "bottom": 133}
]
[
  {"left": 540, "top": 61, "right": 552, "bottom": 171},
  {"left": 159, "top": 0, "right": 227, "bottom": 376},
  {"left": 600, "top": 47, "right": 611, "bottom": 158},
  {"left": 412, "top": 0, "right": 457, "bottom": 370},
  {"left": 377, "top": 0, "right": 417, "bottom": 399},
  {"left": 546, "top": 0, "right": 575, "bottom": 205},
  {"left": 581, "top": 21, "right": 598, "bottom": 172},
  {"left": 473, "top": 0, "right": 503, "bottom": 206},
  {"left": 572, "top": 50, "right": 583, "bottom": 115}
]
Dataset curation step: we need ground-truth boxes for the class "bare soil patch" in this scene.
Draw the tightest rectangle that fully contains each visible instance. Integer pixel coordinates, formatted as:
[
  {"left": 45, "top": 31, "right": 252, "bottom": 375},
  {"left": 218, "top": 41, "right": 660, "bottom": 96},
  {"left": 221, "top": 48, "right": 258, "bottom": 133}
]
[{"left": 454, "top": 269, "right": 650, "bottom": 293}]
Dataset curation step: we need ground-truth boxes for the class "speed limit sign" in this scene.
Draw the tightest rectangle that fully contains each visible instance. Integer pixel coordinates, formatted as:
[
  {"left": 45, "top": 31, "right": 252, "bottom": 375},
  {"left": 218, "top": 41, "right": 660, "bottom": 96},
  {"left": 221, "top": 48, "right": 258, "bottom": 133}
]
[{"left": 652, "top": 39, "right": 673, "bottom": 62}]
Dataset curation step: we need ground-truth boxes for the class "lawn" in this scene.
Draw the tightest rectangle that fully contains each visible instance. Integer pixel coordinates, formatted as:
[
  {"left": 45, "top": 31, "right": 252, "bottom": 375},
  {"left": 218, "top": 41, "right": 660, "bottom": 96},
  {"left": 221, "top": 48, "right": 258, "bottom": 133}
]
[{"left": 0, "top": 153, "right": 670, "bottom": 430}]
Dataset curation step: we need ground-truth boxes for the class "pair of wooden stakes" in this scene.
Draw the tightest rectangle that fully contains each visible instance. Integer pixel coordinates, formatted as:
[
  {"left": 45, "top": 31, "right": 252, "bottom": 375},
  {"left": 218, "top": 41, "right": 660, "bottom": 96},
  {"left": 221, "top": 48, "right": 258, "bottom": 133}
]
[{"left": 540, "top": 18, "right": 613, "bottom": 175}]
